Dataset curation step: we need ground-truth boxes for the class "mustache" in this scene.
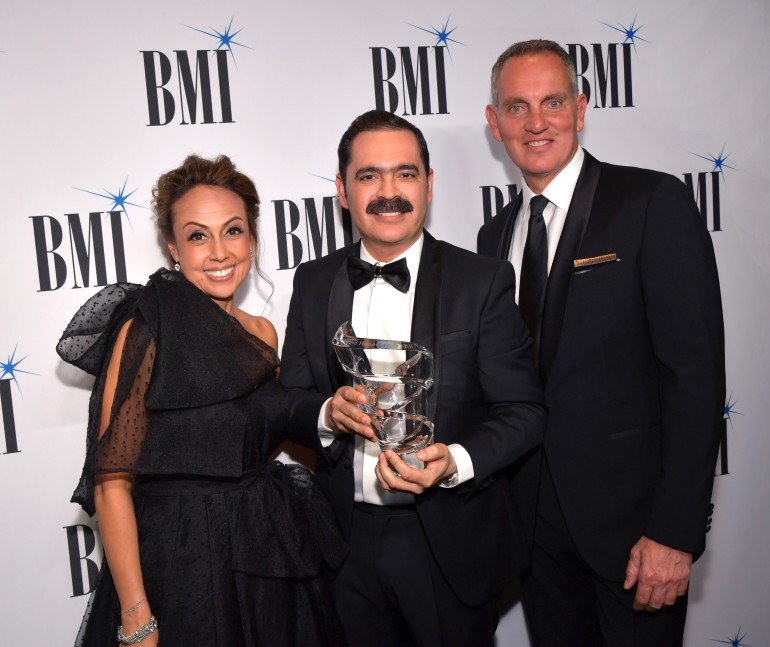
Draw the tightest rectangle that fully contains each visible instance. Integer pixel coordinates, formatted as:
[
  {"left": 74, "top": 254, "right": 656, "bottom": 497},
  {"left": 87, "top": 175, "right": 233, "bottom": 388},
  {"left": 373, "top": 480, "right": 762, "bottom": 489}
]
[{"left": 366, "top": 197, "right": 414, "bottom": 214}]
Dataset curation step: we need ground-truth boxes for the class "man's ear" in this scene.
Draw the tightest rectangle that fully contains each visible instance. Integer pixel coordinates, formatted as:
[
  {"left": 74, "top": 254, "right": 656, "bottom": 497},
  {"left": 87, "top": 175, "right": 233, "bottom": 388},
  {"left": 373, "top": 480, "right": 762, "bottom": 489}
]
[
  {"left": 336, "top": 173, "right": 349, "bottom": 209},
  {"left": 485, "top": 104, "right": 503, "bottom": 143},
  {"left": 576, "top": 94, "right": 588, "bottom": 133}
]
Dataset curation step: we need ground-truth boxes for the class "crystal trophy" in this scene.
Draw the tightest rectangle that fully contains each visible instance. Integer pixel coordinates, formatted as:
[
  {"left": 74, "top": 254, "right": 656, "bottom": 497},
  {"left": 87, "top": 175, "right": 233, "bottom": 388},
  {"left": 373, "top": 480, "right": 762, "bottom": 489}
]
[{"left": 332, "top": 322, "right": 434, "bottom": 468}]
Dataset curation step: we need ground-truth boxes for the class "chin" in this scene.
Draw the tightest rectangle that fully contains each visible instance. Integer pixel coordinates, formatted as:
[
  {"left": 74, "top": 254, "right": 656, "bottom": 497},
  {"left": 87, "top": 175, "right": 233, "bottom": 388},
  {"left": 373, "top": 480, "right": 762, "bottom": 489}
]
[{"left": 205, "top": 289, "right": 238, "bottom": 303}]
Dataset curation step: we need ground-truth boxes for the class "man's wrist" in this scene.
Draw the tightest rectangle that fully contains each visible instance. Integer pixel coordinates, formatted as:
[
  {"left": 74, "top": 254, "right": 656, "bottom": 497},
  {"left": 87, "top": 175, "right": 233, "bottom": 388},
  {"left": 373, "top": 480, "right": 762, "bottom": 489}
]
[
  {"left": 438, "top": 470, "right": 460, "bottom": 488},
  {"left": 441, "top": 443, "right": 473, "bottom": 487}
]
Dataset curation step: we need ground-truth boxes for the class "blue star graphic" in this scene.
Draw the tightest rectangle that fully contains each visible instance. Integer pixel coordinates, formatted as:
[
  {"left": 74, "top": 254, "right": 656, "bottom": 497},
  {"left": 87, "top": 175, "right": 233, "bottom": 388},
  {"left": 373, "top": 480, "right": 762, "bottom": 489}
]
[
  {"left": 184, "top": 16, "right": 252, "bottom": 65},
  {"left": 692, "top": 145, "right": 736, "bottom": 179},
  {"left": 723, "top": 393, "right": 742, "bottom": 430},
  {"left": 711, "top": 626, "right": 753, "bottom": 646},
  {"left": 601, "top": 15, "right": 649, "bottom": 53},
  {"left": 308, "top": 173, "right": 335, "bottom": 183},
  {"left": 408, "top": 16, "right": 464, "bottom": 59},
  {"left": 74, "top": 178, "right": 143, "bottom": 229},
  {"left": 0, "top": 345, "right": 38, "bottom": 397}
]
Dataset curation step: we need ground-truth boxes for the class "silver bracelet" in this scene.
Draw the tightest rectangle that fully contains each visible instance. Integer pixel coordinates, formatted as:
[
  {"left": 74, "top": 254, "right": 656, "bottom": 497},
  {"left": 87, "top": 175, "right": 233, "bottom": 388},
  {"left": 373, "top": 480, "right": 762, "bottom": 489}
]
[
  {"left": 120, "top": 598, "right": 147, "bottom": 617},
  {"left": 117, "top": 616, "right": 158, "bottom": 644}
]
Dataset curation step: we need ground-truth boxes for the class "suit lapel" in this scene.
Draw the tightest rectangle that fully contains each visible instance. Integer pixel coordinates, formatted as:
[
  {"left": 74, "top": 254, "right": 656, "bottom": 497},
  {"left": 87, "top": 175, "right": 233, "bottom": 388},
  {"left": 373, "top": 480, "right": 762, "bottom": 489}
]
[
  {"left": 498, "top": 194, "right": 523, "bottom": 261},
  {"left": 411, "top": 231, "right": 442, "bottom": 426},
  {"left": 539, "top": 151, "right": 602, "bottom": 383},
  {"left": 325, "top": 243, "right": 358, "bottom": 390}
]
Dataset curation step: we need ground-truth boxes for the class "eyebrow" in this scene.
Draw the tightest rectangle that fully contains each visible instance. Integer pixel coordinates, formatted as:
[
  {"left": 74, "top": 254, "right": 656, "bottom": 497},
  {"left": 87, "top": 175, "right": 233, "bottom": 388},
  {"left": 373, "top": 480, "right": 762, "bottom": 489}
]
[
  {"left": 503, "top": 92, "right": 569, "bottom": 106},
  {"left": 355, "top": 163, "right": 421, "bottom": 176},
  {"left": 181, "top": 216, "right": 245, "bottom": 229}
]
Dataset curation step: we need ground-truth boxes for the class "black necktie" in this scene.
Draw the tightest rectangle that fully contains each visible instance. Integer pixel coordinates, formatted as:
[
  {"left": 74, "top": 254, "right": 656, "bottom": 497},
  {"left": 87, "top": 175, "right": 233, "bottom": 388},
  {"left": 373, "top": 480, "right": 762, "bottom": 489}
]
[
  {"left": 347, "top": 256, "right": 411, "bottom": 293},
  {"left": 519, "top": 195, "right": 550, "bottom": 357}
]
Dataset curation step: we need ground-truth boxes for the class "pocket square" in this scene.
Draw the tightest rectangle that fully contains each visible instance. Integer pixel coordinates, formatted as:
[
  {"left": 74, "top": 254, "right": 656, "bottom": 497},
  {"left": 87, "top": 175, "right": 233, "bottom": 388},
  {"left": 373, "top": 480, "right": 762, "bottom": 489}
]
[{"left": 573, "top": 253, "right": 620, "bottom": 269}]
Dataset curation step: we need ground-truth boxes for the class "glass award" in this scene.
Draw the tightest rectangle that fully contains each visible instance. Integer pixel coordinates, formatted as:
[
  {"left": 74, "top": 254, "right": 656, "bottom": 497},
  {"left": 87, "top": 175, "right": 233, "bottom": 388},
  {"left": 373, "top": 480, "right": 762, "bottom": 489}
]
[{"left": 332, "top": 322, "right": 434, "bottom": 468}]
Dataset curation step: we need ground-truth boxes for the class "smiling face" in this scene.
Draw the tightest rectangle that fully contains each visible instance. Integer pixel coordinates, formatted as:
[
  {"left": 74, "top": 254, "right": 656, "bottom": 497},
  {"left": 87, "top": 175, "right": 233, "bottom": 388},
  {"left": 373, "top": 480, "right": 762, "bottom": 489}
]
[
  {"left": 486, "top": 51, "right": 587, "bottom": 194},
  {"left": 336, "top": 128, "right": 433, "bottom": 262},
  {"left": 166, "top": 184, "right": 253, "bottom": 311}
]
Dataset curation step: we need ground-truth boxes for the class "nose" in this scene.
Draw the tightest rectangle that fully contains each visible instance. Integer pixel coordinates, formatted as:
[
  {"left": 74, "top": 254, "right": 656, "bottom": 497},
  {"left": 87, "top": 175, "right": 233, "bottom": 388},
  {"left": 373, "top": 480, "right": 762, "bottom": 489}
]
[
  {"left": 210, "top": 236, "right": 228, "bottom": 262},
  {"left": 525, "top": 105, "right": 547, "bottom": 134},
  {"left": 378, "top": 173, "right": 398, "bottom": 199}
]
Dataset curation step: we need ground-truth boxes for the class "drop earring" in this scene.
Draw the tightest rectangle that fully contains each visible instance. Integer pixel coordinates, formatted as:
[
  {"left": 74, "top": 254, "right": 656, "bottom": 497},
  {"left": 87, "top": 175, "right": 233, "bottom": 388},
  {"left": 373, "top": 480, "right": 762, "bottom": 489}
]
[{"left": 174, "top": 261, "right": 181, "bottom": 271}]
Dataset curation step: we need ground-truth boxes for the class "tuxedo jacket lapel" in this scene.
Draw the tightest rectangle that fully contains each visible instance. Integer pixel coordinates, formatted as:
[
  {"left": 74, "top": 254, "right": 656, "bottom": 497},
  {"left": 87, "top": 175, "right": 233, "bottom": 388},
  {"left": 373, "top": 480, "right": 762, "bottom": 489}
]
[
  {"left": 539, "top": 152, "right": 602, "bottom": 383},
  {"left": 411, "top": 231, "right": 442, "bottom": 426},
  {"left": 498, "top": 194, "right": 523, "bottom": 262},
  {"left": 321, "top": 245, "right": 358, "bottom": 465},
  {"left": 325, "top": 243, "right": 358, "bottom": 391}
]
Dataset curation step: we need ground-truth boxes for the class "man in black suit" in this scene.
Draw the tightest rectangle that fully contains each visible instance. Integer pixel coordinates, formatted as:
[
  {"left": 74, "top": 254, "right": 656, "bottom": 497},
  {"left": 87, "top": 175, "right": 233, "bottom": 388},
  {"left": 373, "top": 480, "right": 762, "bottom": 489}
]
[
  {"left": 478, "top": 39, "right": 725, "bottom": 646},
  {"left": 280, "top": 110, "right": 546, "bottom": 647}
]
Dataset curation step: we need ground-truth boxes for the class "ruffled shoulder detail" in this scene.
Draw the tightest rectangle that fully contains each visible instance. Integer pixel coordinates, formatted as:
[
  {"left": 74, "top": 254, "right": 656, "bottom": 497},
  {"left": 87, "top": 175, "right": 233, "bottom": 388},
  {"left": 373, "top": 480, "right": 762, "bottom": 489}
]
[
  {"left": 56, "top": 282, "right": 143, "bottom": 375},
  {"left": 139, "top": 269, "right": 278, "bottom": 410}
]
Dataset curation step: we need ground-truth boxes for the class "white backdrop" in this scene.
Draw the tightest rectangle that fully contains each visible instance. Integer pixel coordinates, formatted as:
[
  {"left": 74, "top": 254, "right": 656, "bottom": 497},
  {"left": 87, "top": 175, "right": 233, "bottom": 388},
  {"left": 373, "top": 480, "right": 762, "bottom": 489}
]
[{"left": 1, "top": 1, "right": 768, "bottom": 645}]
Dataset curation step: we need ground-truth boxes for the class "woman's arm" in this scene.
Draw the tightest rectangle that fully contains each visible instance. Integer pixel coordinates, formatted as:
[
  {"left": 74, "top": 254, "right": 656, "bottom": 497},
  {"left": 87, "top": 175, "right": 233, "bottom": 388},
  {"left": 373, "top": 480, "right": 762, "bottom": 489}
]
[{"left": 93, "top": 320, "right": 158, "bottom": 643}]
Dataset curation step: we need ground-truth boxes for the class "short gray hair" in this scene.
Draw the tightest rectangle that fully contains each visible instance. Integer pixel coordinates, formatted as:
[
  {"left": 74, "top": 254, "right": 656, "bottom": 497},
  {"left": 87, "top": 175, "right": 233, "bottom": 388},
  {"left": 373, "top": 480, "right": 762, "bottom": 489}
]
[{"left": 490, "top": 39, "right": 579, "bottom": 106}]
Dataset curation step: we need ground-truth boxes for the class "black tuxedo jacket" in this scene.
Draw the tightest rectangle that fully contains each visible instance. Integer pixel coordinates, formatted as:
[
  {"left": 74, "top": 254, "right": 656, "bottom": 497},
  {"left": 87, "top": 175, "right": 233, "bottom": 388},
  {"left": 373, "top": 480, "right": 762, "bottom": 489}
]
[
  {"left": 280, "top": 231, "right": 546, "bottom": 607},
  {"left": 477, "top": 151, "right": 725, "bottom": 580}
]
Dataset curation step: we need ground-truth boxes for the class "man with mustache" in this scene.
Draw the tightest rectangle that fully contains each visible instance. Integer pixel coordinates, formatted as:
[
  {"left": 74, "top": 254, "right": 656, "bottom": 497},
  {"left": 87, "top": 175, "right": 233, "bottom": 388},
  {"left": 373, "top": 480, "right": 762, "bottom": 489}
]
[{"left": 280, "top": 110, "right": 546, "bottom": 647}]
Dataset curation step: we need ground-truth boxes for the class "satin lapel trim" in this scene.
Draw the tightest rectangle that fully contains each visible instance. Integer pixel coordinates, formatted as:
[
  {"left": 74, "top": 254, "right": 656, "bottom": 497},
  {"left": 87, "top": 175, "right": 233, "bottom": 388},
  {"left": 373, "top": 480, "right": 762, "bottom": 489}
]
[
  {"left": 325, "top": 244, "right": 358, "bottom": 391},
  {"left": 499, "top": 193, "right": 523, "bottom": 261},
  {"left": 539, "top": 152, "right": 602, "bottom": 383},
  {"left": 411, "top": 231, "right": 442, "bottom": 427}
]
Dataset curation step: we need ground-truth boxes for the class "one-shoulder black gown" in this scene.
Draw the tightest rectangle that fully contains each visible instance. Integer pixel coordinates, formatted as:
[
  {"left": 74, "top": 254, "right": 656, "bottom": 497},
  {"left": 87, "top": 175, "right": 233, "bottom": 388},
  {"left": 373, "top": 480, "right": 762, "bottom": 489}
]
[{"left": 58, "top": 269, "right": 347, "bottom": 647}]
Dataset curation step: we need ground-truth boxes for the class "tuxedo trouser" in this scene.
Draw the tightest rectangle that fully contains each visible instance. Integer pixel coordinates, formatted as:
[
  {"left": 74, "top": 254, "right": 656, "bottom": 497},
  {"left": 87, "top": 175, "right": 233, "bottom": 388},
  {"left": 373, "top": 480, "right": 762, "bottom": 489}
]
[
  {"left": 333, "top": 502, "right": 496, "bottom": 647},
  {"left": 521, "top": 460, "right": 688, "bottom": 647}
]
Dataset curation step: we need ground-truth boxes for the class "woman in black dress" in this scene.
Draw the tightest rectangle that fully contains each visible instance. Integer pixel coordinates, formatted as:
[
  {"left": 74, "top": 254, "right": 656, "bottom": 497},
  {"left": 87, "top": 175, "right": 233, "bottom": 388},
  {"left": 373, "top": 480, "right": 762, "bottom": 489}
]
[{"left": 58, "top": 155, "right": 346, "bottom": 646}]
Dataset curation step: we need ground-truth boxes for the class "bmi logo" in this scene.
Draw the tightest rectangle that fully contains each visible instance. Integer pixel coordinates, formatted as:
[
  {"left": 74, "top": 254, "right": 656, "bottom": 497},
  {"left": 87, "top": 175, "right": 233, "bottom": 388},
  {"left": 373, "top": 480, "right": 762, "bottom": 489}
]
[
  {"left": 142, "top": 17, "right": 249, "bottom": 126},
  {"left": 371, "top": 17, "right": 462, "bottom": 115},
  {"left": 479, "top": 182, "right": 519, "bottom": 224},
  {"left": 567, "top": 17, "right": 647, "bottom": 109},
  {"left": 31, "top": 180, "right": 141, "bottom": 291},
  {"left": 0, "top": 346, "right": 36, "bottom": 456},
  {"left": 683, "top": 146, "right": 734, "bottom": 233},
  {"left": 64, "top": 524, "right": 101, "bottom": 596},
  {"left": 273, "top": 179, "right": 354, "bottom": 269}
]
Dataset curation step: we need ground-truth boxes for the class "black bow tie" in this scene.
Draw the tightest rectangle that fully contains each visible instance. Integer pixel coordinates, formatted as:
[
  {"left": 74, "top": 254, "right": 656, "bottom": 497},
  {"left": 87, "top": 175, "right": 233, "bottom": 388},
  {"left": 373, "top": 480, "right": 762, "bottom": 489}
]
[{"left": 347, "top": 256, "right": 411, "bottom": 293}]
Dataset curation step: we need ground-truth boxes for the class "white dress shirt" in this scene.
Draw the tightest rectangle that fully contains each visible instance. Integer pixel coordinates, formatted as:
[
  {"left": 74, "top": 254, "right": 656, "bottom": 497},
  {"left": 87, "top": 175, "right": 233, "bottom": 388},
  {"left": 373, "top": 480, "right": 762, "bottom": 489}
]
[
  {"left": 509, "top": 147, "right": 584, "bottom": 301},
  {"left": 319, "top": 233, "right": 473, "bottom": 505}
]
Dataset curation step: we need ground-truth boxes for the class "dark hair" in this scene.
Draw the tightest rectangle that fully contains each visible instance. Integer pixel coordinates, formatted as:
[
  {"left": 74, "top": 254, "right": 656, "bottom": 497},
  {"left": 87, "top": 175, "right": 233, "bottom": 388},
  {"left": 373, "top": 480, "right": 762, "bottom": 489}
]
[
  {"left": 337, "top": 110, "right": 430, "bottom": 185},
  {"left": 490, "top": 39, "right": 578, "bottom": 105},
  {"left": 152, "top": 154, "right": 261, "bottom": 266}
]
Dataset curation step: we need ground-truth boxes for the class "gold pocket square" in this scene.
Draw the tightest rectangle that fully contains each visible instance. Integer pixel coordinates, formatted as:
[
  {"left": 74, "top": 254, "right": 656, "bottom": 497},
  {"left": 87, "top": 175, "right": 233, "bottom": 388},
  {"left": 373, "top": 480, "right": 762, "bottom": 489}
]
[{"left": 573, "top": 253, "right": 620, "bottom": 269}]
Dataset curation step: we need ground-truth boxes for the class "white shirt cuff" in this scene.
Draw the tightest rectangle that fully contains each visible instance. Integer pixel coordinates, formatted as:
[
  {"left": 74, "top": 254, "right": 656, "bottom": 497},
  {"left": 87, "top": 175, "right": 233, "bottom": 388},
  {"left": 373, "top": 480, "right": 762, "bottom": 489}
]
[{"left": 317, "top": 398, "right": 339, "bottom": 448}]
